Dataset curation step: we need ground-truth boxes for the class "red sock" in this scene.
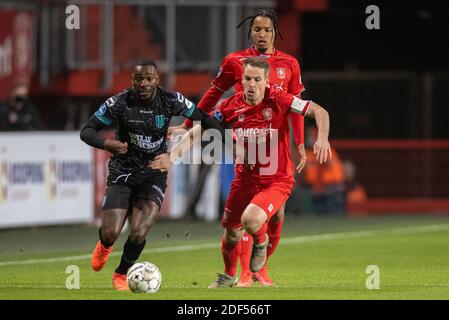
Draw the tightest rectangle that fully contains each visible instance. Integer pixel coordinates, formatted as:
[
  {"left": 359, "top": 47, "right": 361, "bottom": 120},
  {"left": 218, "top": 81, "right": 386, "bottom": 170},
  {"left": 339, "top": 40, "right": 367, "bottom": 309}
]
[
  {"left": 222, "top": 237, "right": 241, "bottom": 277},
  {"left": 239, "top": 233, "right": 252, "bottom": 273},
  {"left": 267, "top": 218, "right": 284, "bottom": 259},
  {"left": 251, "top": 223, "right": 267, "bottom": 245}
]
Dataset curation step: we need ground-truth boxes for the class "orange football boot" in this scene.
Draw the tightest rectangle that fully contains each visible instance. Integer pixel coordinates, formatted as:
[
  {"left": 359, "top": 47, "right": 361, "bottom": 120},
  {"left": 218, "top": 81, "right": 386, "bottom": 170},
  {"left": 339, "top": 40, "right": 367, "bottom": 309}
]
[
  {"left": 112, "top": 272, "right": 129, "bottom": 290},
  {"left": 236, "top": 271, "right": 253, "bottom": 288},
  {"left": 253, "top": 266, "right": 273, "bottom": 287},
  {"left": 91, "top": 240, "right": 113, "bottom": 272}
]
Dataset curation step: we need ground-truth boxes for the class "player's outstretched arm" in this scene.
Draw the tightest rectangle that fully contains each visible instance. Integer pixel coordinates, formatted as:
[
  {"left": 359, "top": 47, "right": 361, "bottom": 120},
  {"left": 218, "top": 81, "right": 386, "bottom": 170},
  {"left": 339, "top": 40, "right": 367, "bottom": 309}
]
[
  {"left": 148, "top": 125, "right": 203, "bottom": 172},
  {"left": 185, "top": 107, "right": 233, "bottom": 145},
  {"left": 170, "top": 124, "right": 202, "bottom": 162},
  {"left": 181, "top": 85, "right": 225, "bottom": 130},
  {"left": 303, "top": 102, "right": 332, "bottom": 164}
]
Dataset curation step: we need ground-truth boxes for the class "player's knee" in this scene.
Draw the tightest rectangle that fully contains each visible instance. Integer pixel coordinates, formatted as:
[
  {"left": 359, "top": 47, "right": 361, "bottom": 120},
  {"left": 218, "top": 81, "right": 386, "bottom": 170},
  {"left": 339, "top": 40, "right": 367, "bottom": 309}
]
[
  {"left": 242, "top": 219, "right": 261, "bottom": 234},
  {"left": 241, "top": 217, "right": 264, "bottom": 234},
  {"left": 101, "top": 226, "right": 121, "bottom": 244},
  {"left": 128, "top": 231, "right": 147, "bottom": 244},
  {"left": 241, "top": 205, "right": 267, "bottom": 234}
]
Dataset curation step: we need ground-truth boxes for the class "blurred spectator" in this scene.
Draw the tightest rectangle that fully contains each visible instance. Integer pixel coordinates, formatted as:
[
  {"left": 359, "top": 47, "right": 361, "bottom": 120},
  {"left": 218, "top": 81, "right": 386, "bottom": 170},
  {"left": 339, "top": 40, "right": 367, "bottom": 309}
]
[
  {"left": 343, "top": 159, "right": 367, "bottom": 209},
  {"left": 300, "top": 126, "right": 346, "bottom": 214},
  {"left": 0, "top": 83, "right": 44, "bottom": 131}
]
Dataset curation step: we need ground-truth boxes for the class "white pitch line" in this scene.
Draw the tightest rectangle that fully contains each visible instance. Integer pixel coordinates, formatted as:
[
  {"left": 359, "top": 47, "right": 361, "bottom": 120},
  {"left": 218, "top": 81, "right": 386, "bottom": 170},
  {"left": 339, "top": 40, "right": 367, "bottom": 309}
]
[
  {"left": 0, "top": 243, "right": 220, "bottom": 267},
  {"left": 281, "top": 223, "right": 449, "bottom": 245},
  {"left": 1, "top": 223, "right": 448, "bottom": 267}
]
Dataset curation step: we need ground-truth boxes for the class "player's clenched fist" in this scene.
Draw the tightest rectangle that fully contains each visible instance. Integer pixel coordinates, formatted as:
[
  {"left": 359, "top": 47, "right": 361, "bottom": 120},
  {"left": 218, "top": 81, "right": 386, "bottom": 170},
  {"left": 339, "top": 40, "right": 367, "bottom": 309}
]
[
  {"left": 104, "top": 139, "right": 128, "bottom": 155},
  {"left": 313, "top": 137, "right": 332, "bottom": 164}
]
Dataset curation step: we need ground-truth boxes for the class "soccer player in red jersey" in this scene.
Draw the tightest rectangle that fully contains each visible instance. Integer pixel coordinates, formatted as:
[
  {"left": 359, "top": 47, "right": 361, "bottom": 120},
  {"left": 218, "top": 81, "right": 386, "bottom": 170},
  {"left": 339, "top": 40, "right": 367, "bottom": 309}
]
[
  {"left": 168, "top": 9, "right": 307, "bottom": 287},
  {"left": 155, "top": 57, "right": 330, "bottom": 288},
  {"left": 206, "top": 57, "right": 331, "bottom": 288}
]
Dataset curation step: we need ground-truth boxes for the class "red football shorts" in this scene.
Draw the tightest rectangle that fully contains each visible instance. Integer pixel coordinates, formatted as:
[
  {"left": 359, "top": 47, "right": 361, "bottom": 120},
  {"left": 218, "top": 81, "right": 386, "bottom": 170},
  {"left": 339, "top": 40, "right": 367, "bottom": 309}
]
[{"left": 221, "top": 176, "right": 294, "bottom": 230}]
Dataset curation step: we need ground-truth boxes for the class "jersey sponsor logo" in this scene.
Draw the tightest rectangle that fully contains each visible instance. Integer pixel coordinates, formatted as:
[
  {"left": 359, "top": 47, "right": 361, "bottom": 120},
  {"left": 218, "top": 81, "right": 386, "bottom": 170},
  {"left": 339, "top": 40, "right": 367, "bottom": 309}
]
[
  {"left": 129, "top": 133, "right": 164, "bottom": 152},
  {"left": 234, "top": 107, "right": 245, "bottom": 113},
  {"left": 272, "top": 82, "right": 284, "bottom": 92},
  {"left": 155, "top": 115, "right": 165, "bottom": 129},
  {"left": 276, "top": 67, "right": 286, "bottom": 79},
  {"left": 235, "top": 124, "right": 274, "bottom": 143},
  {"left": 262, "top": 108, "right": 273, "bottom": 121}
]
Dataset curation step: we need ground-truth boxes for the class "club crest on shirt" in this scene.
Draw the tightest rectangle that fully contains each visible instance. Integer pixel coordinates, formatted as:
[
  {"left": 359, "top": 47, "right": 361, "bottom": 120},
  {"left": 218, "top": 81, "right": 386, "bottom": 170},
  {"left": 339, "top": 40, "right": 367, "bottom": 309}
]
[
  {"left": 276, "top": 67, "right": 286, "bottom": 79},
  {"left": 238, "top": 114, "right": 245, "bottom": 122},
  {"left": 262, "top": 108, "right": 273, "bottom": 121},
  {"left": 155, "top": 115, "right": 165, "bottom": 129}
]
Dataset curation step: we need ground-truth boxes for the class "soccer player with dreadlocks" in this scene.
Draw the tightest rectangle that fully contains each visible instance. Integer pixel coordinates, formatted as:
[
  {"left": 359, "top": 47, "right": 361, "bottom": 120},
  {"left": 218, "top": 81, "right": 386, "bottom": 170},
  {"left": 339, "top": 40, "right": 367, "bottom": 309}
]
[{"left": 168, "top": 9, "right": 308, "bottom": 287}]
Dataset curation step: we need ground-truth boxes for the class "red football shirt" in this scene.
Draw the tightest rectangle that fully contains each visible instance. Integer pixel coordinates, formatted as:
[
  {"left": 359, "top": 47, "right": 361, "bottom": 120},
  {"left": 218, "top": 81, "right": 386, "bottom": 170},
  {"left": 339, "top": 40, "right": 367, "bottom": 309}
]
[
  {"left": 186, "top": 46, "right": 306, "bottom": 145},
  {"left": 212, "top": 46, "right": 304, "bottom": 96},
  {"left": 215, "top": 88, "right": 310, "bottom": 185}
]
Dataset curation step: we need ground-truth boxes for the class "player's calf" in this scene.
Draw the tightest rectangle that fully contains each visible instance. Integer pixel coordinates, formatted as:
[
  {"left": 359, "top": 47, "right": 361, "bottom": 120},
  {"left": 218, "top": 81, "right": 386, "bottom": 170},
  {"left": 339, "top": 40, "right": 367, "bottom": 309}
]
[{"left": 250, "top": 235, "right": 269, "bottom": 272}]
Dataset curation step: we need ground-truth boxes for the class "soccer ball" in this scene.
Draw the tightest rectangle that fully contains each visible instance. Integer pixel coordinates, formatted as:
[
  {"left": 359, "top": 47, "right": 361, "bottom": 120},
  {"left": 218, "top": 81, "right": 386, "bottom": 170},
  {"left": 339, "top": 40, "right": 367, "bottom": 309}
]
[{"left": 127, "top": 262, "right": 162, "bottom": 293}]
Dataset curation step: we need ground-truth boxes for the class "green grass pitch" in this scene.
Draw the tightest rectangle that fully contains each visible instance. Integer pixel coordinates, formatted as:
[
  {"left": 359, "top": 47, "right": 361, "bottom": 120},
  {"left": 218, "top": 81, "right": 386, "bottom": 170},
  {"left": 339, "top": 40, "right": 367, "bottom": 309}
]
[{"left": 1, "top": 215, "right": 449, "bottom": 300}]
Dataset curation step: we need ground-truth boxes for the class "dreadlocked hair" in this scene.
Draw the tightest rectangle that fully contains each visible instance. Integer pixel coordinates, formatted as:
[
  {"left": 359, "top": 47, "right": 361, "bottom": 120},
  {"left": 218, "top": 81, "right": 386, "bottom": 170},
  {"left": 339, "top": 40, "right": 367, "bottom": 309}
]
[{"left": 236, "top": 9, "right": 283, "bottom": 41}]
